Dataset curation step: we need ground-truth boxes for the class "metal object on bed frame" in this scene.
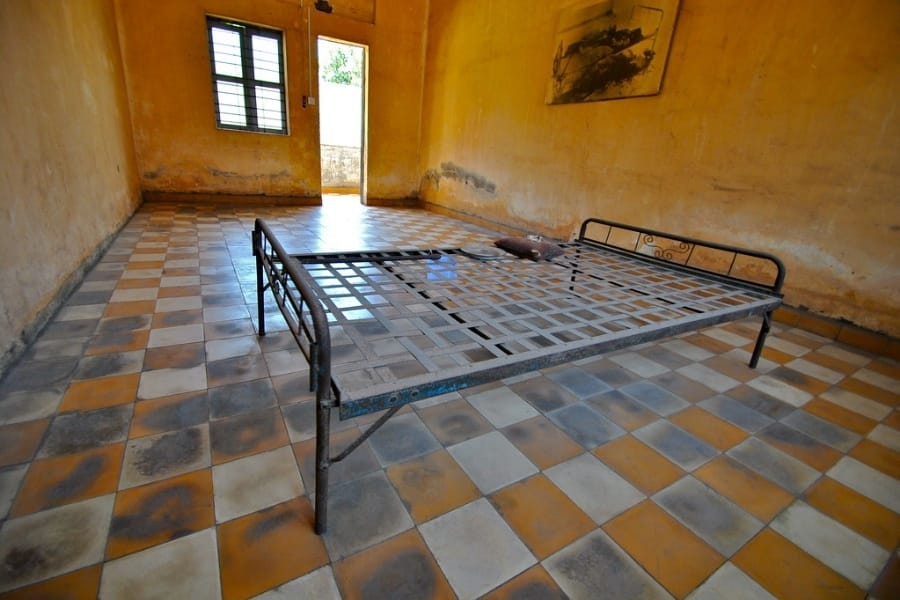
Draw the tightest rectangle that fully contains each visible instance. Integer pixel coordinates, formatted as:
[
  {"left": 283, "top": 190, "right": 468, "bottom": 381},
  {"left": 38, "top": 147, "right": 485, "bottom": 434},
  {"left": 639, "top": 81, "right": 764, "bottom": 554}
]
[{"left": 253, "top": 217, "right": 785, "bottom": 534}]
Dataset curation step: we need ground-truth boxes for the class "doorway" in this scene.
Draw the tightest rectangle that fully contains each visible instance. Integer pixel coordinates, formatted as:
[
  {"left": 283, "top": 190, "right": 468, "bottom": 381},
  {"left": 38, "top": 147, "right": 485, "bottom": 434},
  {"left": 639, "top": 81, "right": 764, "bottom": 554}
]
[{"left": 317, "top": 37, "right": 366, "bottom": 206}]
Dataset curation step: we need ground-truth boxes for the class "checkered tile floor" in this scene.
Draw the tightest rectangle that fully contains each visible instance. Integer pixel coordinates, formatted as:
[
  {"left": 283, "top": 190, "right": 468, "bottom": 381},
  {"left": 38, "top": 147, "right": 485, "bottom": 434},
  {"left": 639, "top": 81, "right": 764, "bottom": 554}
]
[{"left": 0, "top": 197, "right": 897, "bottom": 599}]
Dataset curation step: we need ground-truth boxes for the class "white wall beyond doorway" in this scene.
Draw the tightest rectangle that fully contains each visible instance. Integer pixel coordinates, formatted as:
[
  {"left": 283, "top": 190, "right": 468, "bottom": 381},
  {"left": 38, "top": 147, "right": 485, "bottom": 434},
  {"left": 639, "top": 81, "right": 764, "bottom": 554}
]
[{"left": 318, "top": 39, "right": 365, "bottom": 194}]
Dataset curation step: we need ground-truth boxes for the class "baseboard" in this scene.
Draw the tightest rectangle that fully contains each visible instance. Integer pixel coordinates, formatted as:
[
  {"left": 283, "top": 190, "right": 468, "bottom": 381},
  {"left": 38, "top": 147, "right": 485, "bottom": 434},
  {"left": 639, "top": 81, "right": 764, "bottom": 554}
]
[
  {"left": 142, "top": 191, "right": 321, "bottom": 206},
  {"left": 773, "top": 305, "right": 899, "bottom": 361},
  {"left": 363, "top": 196, "right": 421, "bottom": 208}
]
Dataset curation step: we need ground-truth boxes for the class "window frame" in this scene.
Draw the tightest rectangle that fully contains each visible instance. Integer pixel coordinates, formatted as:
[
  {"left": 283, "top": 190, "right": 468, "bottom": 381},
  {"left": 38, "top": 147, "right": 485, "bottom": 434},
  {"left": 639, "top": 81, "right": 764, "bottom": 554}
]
[{"left": 206, "top": 16, "right": 288, "bottom": 135}]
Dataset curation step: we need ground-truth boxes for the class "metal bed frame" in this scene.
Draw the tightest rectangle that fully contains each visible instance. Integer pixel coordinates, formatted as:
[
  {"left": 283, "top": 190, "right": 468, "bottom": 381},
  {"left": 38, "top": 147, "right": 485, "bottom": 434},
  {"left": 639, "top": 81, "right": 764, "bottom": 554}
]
[{"left": 253, "top": 217, "right": 785, "bottom": 534}]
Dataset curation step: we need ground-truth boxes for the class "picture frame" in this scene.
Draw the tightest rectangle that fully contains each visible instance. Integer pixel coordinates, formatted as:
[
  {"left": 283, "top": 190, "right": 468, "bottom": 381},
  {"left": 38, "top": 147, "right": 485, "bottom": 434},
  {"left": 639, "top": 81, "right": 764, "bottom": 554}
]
[{"left": 546, "top": 0, "right": 680, "bottom": 104}]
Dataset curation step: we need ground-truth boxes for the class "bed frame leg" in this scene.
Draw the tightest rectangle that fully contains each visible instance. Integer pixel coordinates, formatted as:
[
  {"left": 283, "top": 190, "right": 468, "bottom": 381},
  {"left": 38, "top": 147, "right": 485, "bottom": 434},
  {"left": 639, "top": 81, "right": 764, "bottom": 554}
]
[
  {"left": 314, "top": 399, "right": 331, "bottom": 534},
  {"left": 749, "top": 311, "right": 773, "bottom": 368},
  {"left": 253, "top": 228, "right": 267, "bottom": 337}
]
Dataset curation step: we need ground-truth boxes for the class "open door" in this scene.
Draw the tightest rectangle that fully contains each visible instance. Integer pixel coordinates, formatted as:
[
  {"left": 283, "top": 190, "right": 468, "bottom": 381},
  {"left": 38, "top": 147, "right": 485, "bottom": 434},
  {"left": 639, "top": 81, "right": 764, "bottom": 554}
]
[{"left": 317, "top": 37, "right": 367, "bottom": 205}]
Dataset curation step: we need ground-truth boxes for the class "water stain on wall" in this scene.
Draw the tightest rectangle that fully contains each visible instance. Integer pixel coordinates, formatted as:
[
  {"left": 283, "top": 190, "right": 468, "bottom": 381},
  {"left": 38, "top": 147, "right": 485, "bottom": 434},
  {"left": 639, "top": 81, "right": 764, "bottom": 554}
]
[{"left": 425, "top": 162, "right": 497, "bottom": 194}]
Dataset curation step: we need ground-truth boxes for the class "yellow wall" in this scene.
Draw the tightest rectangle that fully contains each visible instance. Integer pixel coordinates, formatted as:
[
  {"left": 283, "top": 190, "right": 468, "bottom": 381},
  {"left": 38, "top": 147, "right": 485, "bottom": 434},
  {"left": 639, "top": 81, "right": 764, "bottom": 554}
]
[
  {"left": 0, "top": 0, "right": 140, "bottom": 372},
  {"left": 115, "top": 0, "right": 428, "bottom": 203},
  {"left": 419, "top": 0, "right": 900, "bottom": 336}
]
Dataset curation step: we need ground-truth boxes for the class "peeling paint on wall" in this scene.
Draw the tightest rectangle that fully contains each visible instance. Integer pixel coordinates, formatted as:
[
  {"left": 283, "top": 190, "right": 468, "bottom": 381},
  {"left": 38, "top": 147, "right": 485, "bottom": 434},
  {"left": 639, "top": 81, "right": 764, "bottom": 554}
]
[
  {"left": 427, "top": 162, "right": 497, "bottom": 194},
  {"left": 205, "top": 167, "right": 292, "bottom": 180}
]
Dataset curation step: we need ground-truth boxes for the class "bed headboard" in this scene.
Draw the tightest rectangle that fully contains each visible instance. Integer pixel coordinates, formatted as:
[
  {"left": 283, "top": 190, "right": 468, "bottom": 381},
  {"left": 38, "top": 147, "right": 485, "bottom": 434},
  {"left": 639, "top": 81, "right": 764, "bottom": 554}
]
[{"left": 577, "top": 218, "right": 785, "bottom": 295}]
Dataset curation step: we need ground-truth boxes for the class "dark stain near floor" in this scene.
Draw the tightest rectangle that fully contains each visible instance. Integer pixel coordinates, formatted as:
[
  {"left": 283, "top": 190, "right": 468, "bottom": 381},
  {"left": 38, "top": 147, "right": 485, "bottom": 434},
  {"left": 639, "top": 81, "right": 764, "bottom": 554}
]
[
  {"left": 87, "top": 331, "right": 143, "bottom": 351},
  {"left": 502, "top": 421, "right": 536, "bottom": 445},
  {"left": 245, "top": 505, "right": 297, "bottom": 542},
  {"left": 40, "top": 405, "right": 132, "bottom": 457},
  {"left": 139, "top": 393, "right": 209, "bottom": 433},
  {"left": 438, "top": 162, "right": 497, "bottom": 194},
  {"left": 95, "top": 315, "right": 152, "bottom": 334},
  {"left": 210, "top": 409, "right": 279, "bottom": 457},
  {"left": 46, "top": 455, "right": 106, "bottom": 502},
  {"left": 438, "top": 413, "right": 480, "bottom": 438},
  {"left": 281, "top": 401, "right": 313, "bottom": 433},
  {"left": 153, "top": 310, "right": 203, "bottom": 328},
  {"left": 507, "top": 581, "right": 568, "bottom": 600},
  {"left": 3, "top": 547, "right": 48, "bottom": 580},
  {"left": 208, "top": 379, "right": 276, "bottom": 420},
  {"left": 768, "top": 366, "right": 817, "bottom": 389},
  {"left": 110, "top": 485, "right": 196, "bottom": 540},
  {"left": 553, "top": 534, "right": 646, "bottom": 598},
  {"left": 760, "top": 422, "right": 821, "bottom": 449},
  {"left": 360, "top": 550, "right": 436, "bottom": 599},
  {"left": 511, "top": 378, "right": 574, "bottom": 412},
  {"left": 134, "top": 429, "right": 204, "bottom": 477},
  {"left": 206, "top": 320, "right": 249, "bottom": 338},
  {"left": 0, "top": 357, "right": 80, "bottom": 394},
  {"left": 727, "top": 387, "right": 794, "bottom": 419},
  {"left": 74, "top": 353, "right": 140, "bottom": 380}
]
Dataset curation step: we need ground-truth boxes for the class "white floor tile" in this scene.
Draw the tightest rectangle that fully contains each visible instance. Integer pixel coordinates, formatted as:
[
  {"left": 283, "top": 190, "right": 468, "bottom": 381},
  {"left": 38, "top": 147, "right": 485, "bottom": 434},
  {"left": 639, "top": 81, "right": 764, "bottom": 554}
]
[
  {"left": 677, "top": 363, "right": 739, "bottom": 393},
  {"left": 419, "top": 498, "right": 535, "bottom": 600},
  {"left": 212, "top": 446, "right": 304, "bottom": 523},
  {"left": 746, "top": 375, "right": 812, "bottom": 407},
  {"left": 686, "top": 562, "right": 776, "bottom": 600},
  {"left": 771, "top": 501, "right": 889, "bottom": 589},
  {"left": 99, "top": 528, "right": 221, "bottom": 600},
  {"left": 545, "top": 453, "right": 644, "bottom": 524},
  {"left": 466, "top": 387, "right": 539, "bottom": 428},
  {"left": 820, "top": 388, "right": 892, "bottom": 420},
  {"left": 447, "top": 431, "right": 538, "bottom": 494},
  {"left": 828, "top": 456, "right": 900, "bottom": 513}
]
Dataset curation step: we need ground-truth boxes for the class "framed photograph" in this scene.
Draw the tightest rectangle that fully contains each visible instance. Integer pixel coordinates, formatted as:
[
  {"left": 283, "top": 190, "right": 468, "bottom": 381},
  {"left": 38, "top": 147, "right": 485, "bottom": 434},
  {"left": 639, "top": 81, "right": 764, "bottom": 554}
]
[{"left": 546, "top": 0, "right": 680, "bottom": 104}]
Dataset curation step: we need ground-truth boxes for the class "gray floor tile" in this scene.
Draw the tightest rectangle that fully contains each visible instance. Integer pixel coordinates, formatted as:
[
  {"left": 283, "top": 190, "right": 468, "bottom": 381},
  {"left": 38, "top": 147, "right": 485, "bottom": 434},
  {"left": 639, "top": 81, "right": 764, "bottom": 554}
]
[
  {"left": 727, "top": 438, "right": 820, "bottom": 495},
  {"left": 0, "top": 465, "right": 28, "bottom": 519},
  {"left": 547, "top": 403, "right": 625, "bottom": 449},
  {"left": 698, "top": 394, "right": 774, "bottom": 432},
  {"left": 0, "top": 357, "right": 80, "bottom": 393},
  {"left": 73, "top": 350, "right": 145, "bottom": 380},
  {"left": 509, "top": 375, "right": 579, "bottom": 412},
  {"left": 0, "top": 389, "right": 64, "bottom": 425},
  {"left": 209, "top": 378, "right": 277, "bottom": 419},
  {"left": 620, "top": 381, "right": 690, "bottom": 416},
  {"left": 322, "top": 471, "right": 414, "bottom": 560},
  {"left": 121, "top": 425, "right": 211, "bottom": 489},
  {"left": 780, "top": 410, "right": 861, "bottom": 452},
  {"left": 545, "top": 367, "right": 612, "bottom": 399},
  {"left": 545, "top": 529, "right": 672, "bottom": 600},
  {"left": 654, "top": 477, "right": 762, "bottom": 556},
  {"left": 208, "top": 407, "right": 288, "bottom": 462},
  {"left": 38, "top": 404, "right": 133, "bottom": 458},
  {"left": 632, "top": 420, "right": 718, "bottom": 471},
  {"left": 368, "top": 412, "right": 441, "bottom": 467},
  {"left": 0, "top": 494, "right": 115, "bottom": 593},
  {"left": 417, "top": 398, "right": 493, "bottom": 446}
]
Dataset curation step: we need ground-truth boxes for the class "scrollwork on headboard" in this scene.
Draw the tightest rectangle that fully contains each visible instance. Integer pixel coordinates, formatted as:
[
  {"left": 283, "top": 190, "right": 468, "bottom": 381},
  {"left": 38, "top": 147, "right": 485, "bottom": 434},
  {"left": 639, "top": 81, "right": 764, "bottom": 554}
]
[{"left": 641, "top": 234, "right": 693, "bottom": 264}]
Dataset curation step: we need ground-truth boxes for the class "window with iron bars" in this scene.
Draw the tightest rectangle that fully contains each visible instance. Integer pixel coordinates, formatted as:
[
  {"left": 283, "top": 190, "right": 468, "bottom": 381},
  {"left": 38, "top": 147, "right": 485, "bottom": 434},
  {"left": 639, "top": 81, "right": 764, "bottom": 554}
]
[{"left": 207, "top": 17, "right": 287, "bottom": 134}]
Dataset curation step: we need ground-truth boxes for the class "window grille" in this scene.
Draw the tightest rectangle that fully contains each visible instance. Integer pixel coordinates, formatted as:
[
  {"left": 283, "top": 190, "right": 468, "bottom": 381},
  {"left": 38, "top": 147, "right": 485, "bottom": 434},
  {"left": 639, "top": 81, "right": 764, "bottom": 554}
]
[{"left": 207, "top": 17, "right": 287, "bottom": 134}]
